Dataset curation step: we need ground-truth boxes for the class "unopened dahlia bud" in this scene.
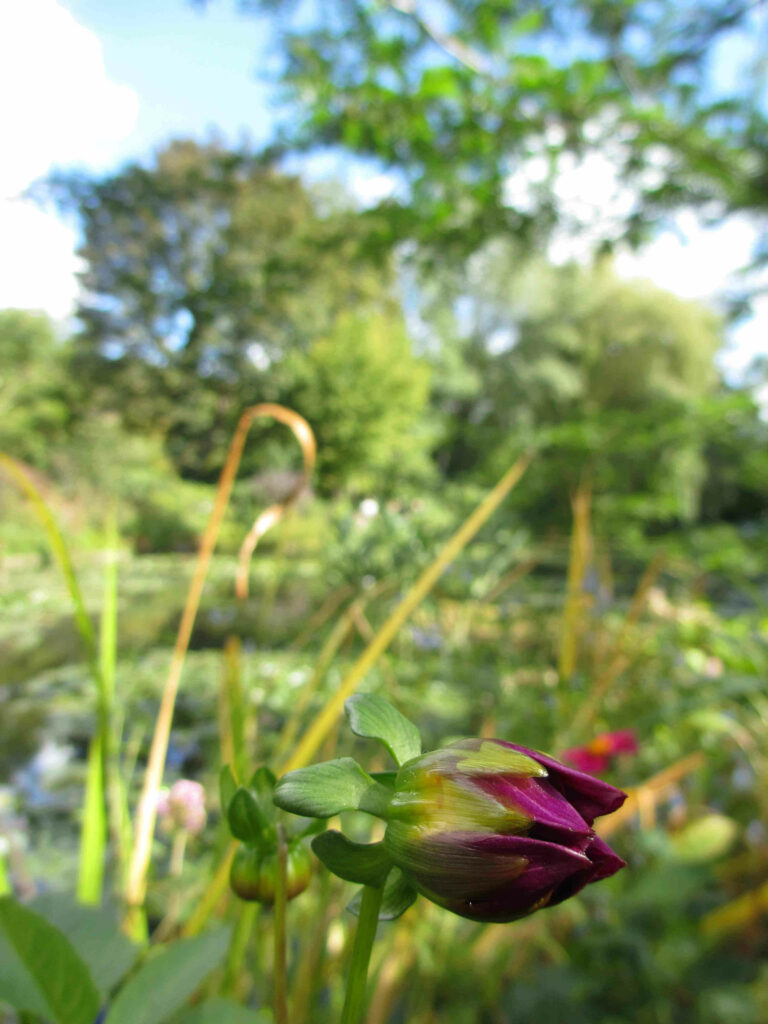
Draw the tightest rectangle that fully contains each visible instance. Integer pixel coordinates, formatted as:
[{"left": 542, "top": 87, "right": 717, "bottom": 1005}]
[
  {"left": 157, "top": 779, "right": 207, "bottom": 836},
  {"left": 230, "top": 843, "right": 312, "bottom": 904},
  {"left": 383, "top": 739, "right": 626, "bottom": 923}
]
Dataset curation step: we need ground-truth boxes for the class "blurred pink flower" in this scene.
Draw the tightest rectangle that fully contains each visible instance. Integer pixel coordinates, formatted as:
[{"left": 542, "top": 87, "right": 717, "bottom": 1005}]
[
  {"left": 562, "top": 730, "right": 638, "bottom": 775},
  {"left": 157, "top": 779, "right": 207, "bottom": 836}
]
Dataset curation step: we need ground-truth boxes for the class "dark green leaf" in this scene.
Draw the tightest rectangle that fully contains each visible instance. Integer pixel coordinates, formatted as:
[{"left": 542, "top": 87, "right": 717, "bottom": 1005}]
[
  {"left": 171, "top": 996, "right": 272, "bottom": 1024},
  {"left": 345, "top": 694, "right": 422, "bottom": 766},
  {"left": 312, "top": 831, "right": 393, "bottom": 886},
  {"left": 104, "top": 927, "right": 231, "bottom": 1024},
  {"left": 29, "top": 893, "right": 138, "bottom": 999},
  {"left": 0, "top": 897, "right": 101, "bottom": 1024}
]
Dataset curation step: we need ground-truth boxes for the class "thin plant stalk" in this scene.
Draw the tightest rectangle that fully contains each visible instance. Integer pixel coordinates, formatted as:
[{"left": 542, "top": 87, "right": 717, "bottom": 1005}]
[
  {"left": 340, "top": 884, "right": 384, "bottom": 1024},
  {"left": 0, "top": 848, "right": 10, "bottom": 896},
  {"left": 223, "top": 903, "right": 259, "bottom": 997},
  {"left": 182, "top": 840, "right": 238, "bottom": 937},
  {"left": 291, "top": 584, "right": 355, "bottom": 650},
  {"left": 124, "top": 405, "right": 315, "bottom": 933},
  {"left": 283, "top": 454, "right": 531, "bottom": 773},
  {"left": 558, "top": 478, "right": 592, "bottom": 681},
  {"left": 568, "top": 550, "right": 666, "bottom": 739},
  {"left": 273, "top": 600, "right": 358, "bottom": 763},
  {"left": 77, "top": 736, "right": 106, "bottom": 904},
  {"left": 273, "top": 826, "right": 288, "bottom": 1024}
]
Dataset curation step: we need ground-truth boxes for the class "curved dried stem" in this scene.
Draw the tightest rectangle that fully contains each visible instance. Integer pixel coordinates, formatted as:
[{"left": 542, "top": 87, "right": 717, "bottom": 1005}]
[
  {"left": 235, "top": 405, "right": 316, "bottom": 600},
  {"left": 123, "top": 404, "right": 315, "bottom": 932}
]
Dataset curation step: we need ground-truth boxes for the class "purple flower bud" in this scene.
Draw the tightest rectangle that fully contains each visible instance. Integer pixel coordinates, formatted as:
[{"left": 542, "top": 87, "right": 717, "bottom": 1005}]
[
  {"left": 157, "top": 780, "right": 207, "bottom": 836},
  {"left": 383, "top": 739, "right": 626, "bottom": 923}
]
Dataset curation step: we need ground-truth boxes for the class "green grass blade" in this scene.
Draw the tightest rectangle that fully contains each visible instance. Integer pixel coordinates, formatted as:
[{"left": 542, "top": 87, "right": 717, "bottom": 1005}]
[{"left": 77, "top": 736, "right": 106, "bottom": 906}]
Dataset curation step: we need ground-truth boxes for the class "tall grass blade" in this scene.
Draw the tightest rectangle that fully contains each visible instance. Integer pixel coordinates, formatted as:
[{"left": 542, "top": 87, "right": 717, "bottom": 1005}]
[
  {"left": 77, "top": 736, "right": 106, "bottom": 905},
  {"left": 0, "top": 454, "right": 112, "bottom": 905}
]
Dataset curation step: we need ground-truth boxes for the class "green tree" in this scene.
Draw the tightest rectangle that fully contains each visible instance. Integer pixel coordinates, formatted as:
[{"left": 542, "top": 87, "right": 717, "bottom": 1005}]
[
  {"left": 283, "top": 308, "right": 433, "bottom": 495},
  {"left": 45, "top": 139, "right": 403, "bottom": 480},
  {"left": 0, "top": 310, "right": 74, "bottom": 468},
  {"left": 231, "top": 0, "right": 767, "bottom": 265},
  {"left": 421, "top": 246, "right": 727, "bottom": 527}
]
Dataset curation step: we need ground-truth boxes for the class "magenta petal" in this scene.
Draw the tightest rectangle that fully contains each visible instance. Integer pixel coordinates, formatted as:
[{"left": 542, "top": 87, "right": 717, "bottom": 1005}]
[
  {"left": 441, "top": 835, "right": 593, "bottom": 923},
  {"left": 478, "top": 775, "right": 593, "bottom": 842},
  {"left": 503, "top": 742, "right": 627, "bottom": 823},
  {"left": 585, "top": 834, "right": 627, "bottom": 880}
]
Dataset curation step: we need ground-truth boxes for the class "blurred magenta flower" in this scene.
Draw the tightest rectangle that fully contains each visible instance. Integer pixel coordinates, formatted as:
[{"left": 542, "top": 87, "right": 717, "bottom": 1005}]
[
  {"left": 384, "top": 739, "right": 626, "bottom": 922},
  {"left": 562, "top": 730, "right": 639, "bottom": 775},
  {"left": 156, "top": 779, "right": 207, "bottom": 836}
]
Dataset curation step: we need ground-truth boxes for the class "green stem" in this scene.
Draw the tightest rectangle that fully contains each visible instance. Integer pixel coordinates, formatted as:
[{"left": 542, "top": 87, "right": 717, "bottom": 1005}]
[
  {"left": 341, "top": 884, "right": 383, "bottom": 1024},
  {"left": 273, "top": 826, "right": 288, "bottom": 1024},
  {"left": 224, "top": 902, "right": 259, "bottom": 996}
]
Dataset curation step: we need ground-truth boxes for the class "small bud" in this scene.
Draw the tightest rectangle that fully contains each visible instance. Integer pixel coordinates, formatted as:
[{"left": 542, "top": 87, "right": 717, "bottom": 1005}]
[
  {"left": 230, "top": 842, "right": 312, "bottom": 904},
  {"left": 157, "top": 780, "right": 207, "bottom": 836}
]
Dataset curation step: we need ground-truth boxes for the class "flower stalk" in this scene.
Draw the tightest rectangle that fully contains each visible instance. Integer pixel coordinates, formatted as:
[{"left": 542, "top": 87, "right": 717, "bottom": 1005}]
[{"left": 341, "top": 884, "right": 384, "bottom": 1024}]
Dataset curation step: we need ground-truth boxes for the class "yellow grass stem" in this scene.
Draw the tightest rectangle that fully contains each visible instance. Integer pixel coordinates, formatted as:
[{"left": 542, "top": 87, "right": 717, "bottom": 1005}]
[
  {"left": 182, "top": 840, "right": 238, "bottom": 937},
  {"left": 558, "top": 479, "right": 592, "bottom": 680},
  {"left": 570, "top": 550, "right": 666, "bottom": 738},
  {"left": 701, "top": 877, "right": 768, "bottom": 938},
  {"left": 596, "top": 752, "right": 705, "bottom": 838},
  {"left": 124, "top": 405, "right": 315, "bottom": 932},
  {"left": 282, "top": 454, "right": 531, "bottom": 774},
  {"left": 291, "top": 584, "right": 355, "bottom": 650},
  {"left": 274, "top": 602, "right": 358, "bottom": 765}
]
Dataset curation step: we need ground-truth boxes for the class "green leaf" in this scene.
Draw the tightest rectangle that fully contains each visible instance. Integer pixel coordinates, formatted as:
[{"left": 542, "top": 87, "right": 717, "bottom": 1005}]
[
  {"left": 228, "top": 787, "right": 270, "bottom": 845},
  {"left": 671, "top": 815, "right": 739, "bottom": 863},
  {"left": 348, "top": 869, "right": 418, "bottom": 921},
  {"left": 345, "top": 694, "right": 422, "bottom": 767},
  {"left": 273, "top": 758, "right": 392, "bottom": 819},
  {"left": 312, "top": 831, "right": 393, "bottom": 886},
  {"left": 171, "top": 997, "right": 272, "bottom": 1024},
  {"left": 0, "top": 897, "right": 101, "bottom": 1024},
  {"left": 219, "top": 765, "right": 238, "bottom": 815},
  {"left": 29, "top": 893, "right": 138, "bottom": 999},
  {"left": 104, "top": 927, "right": 231, "bottom": 1024}
]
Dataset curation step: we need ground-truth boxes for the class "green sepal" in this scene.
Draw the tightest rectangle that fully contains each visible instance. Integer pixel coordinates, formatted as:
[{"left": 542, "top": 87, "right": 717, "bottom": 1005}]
[
  {"left": 311, "top": 831, "right": 393, "bottom": 887},
  {"left": 227, "top": 788, "right": 272, "bottom": 846},
  {"left": 347, "top": 868, "right": 418, "bottom": 921},
  {"left": 219, "top": 765, "right": 238, "bottom": 816},
  {"left": 345, "top": 694, "right": 422, "bottom": 767},
  {"left": 273, "top": 758, "right": 392, "bottom": 820}
]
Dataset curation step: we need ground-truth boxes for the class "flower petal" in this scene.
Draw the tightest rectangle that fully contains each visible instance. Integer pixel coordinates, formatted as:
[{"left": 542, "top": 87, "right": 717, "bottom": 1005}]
[
  {"left": 503, "top": 743, "right": 627, "bottom": 823},
  {"left": 477, "top": 775, "right": 593, "bottom": 845},
  {"left": 429, "top": 835, "right": 592, "bottom": 923}
]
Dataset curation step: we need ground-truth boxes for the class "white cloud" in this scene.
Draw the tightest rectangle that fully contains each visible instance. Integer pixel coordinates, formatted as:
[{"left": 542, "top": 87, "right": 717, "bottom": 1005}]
[{"left": 0, "top": 0, "right": 138, "bottom": 318}]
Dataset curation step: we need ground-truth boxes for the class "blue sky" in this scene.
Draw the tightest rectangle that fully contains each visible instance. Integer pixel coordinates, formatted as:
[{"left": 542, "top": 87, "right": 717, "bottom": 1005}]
[
  {"left": 63, "top": 0, "right": 277, "bottom": 161},
  {"left": 0, "top": 0, "right": 765, "bottom": 389}
]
